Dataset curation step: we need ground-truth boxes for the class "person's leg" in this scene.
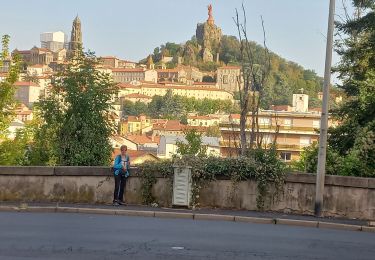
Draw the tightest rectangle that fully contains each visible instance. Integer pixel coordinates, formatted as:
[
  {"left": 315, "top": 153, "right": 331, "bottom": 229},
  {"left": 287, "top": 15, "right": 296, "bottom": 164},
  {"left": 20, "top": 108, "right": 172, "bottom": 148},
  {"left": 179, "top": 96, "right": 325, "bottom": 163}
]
[
  {"left": 118, "top": 175, "right": 126, "bottom": 203},
  {"left": 113, "top": 174, "right": 120, "bottom": 203}
]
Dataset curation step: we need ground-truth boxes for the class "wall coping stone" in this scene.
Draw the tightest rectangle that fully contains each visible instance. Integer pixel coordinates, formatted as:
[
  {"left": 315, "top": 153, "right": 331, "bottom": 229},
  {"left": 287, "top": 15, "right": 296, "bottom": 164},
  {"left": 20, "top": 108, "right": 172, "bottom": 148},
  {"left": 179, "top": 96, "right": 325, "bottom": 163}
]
[{"left": 0, "top": 166, "right": 374, "bottom": 189}]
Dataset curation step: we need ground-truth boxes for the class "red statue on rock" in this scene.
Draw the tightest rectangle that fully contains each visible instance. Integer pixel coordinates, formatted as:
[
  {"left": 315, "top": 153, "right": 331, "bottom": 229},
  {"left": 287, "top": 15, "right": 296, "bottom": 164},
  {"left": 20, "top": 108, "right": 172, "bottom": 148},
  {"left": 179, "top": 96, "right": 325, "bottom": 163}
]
[{"left": 207, "top": 4, "right": 214, "bottom": 25}]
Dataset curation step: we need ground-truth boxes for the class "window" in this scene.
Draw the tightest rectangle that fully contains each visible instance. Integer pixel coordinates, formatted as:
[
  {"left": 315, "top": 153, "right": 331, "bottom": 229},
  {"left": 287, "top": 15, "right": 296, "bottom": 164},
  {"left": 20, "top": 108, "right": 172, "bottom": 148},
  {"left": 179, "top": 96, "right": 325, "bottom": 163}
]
[
  {"left": 300, "top": 136, "right": 311, "bottom": 146},
  {"left": 284, "top": 118, "right": 292, "bottom": 129},
  {"left": 280, "top": 152, "right": 291, "bottom": 161},
  {"left": 223, "top": 75, "right": 228, "bottom": 84},
  {"left": 259, "top": 117, "right": 271, "bottom": 126}
]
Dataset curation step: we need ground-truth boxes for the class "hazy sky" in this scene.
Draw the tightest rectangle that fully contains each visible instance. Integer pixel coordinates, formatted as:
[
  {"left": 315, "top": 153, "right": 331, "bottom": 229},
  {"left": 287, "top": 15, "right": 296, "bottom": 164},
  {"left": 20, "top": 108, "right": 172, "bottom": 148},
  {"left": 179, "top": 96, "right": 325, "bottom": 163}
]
[{"left": 1, "top": 0, "right": 353, "bottom": 78}]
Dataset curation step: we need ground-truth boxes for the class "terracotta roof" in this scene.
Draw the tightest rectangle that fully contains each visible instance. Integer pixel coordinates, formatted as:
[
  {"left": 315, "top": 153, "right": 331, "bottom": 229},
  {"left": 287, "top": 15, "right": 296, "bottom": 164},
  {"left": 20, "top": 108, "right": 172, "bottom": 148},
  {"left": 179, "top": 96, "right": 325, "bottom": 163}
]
[
  {"left": 14, "top": 81, "right": 39, "bottom": 87},
  {"left": 111, "top": 149, "right": 158, "bottom": 161},
  {"left": 126, "top": 135, "right": 159, "bottom": 145},
  {"left": 118, "top": 83, "right": 141, "bottom": 89},
  {"left": 230, "top": 114, "right": 241, "bottom": 119},
  {"left": 188, "top": 115, "right": 219, "bottom": 120},
  {"left": 124, "top": 93, "right": 152, "bottom": 99},
  {"left": 13, "top": 50, "right": 31, "bottom": 54},
  {"left": 153, "top": 120, "right": 184, "bottom": 131},
  {"left": 112, "top": 68, "right": 145, "bottom": 73}
]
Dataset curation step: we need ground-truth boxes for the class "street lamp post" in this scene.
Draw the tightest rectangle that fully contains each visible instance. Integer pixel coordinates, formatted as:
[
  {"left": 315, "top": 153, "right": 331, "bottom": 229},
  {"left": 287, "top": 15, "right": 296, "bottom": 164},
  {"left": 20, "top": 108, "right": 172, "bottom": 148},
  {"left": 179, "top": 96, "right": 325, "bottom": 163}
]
[{"left": 315, "top": 0, "right": 335, "bottom": 217}]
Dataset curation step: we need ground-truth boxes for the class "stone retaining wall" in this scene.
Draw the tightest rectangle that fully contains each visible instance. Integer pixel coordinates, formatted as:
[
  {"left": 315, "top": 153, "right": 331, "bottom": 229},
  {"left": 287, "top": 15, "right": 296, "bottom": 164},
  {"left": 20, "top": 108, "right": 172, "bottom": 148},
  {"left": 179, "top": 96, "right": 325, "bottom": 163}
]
[{"left": 0, "top": 166, "right": 373, "bottom": 220}]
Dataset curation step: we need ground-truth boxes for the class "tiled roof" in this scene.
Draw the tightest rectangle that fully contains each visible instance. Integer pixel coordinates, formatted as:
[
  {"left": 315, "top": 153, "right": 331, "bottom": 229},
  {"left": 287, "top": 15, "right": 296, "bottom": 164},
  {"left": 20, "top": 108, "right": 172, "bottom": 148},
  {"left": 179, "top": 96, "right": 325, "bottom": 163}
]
[
  {"left": 111, "top": 149, "right": 158, "bottom": 161},
  {"left": 230, "top": 114, "right": 241, "bottom": 119},
  {"left": 153, "top": 120, "right": 184, "bottom": 131},
  {"left": 14, "top": 81, "right": 39, "bottom": 87},
  {"left": 126, "top": 135, "right": 160, "bottom": 145},
  {"left": 188, "top": 115, "right": 219, "bottom": 120},
  {"left": 112, "top": 68, "right": 145, "bottom": 73}
]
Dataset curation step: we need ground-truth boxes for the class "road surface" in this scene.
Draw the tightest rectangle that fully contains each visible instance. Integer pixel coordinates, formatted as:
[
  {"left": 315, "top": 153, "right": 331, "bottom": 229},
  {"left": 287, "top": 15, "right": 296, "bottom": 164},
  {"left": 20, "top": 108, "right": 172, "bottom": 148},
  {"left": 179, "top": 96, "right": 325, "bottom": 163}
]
[{"left": 0, "top": 212, "right": 374, "bottom": 259}]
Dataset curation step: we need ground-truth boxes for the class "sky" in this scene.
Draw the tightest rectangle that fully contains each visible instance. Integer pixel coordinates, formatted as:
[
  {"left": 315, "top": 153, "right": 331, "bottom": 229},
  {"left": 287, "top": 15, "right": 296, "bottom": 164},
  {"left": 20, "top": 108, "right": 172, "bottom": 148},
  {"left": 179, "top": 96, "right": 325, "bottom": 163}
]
[{"left": 0, "top": 0, "right": 353, "bottom": 79}]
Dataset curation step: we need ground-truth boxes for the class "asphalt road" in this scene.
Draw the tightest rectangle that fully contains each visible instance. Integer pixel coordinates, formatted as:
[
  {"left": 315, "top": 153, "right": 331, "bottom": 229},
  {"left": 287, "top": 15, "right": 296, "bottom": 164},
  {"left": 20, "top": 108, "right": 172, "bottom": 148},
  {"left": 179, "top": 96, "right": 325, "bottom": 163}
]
[{"left": 0, "top": 212, "right": 374, "bottom": 260}]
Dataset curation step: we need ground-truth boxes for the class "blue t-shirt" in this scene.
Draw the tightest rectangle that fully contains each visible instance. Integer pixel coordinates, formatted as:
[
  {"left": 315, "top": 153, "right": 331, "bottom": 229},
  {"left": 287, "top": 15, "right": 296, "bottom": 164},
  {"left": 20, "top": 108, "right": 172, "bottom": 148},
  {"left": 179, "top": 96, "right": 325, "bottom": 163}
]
[{"left": 113, "top": 154, "right": 130, "bottom": 176}]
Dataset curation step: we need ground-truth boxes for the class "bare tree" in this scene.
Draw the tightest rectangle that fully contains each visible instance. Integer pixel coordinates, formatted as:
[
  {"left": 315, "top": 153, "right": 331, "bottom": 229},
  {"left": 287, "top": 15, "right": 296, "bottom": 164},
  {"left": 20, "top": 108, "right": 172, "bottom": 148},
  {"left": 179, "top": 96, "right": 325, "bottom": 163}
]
[{"left": 233, "top": 4, "right": 271, "bottom": 156}]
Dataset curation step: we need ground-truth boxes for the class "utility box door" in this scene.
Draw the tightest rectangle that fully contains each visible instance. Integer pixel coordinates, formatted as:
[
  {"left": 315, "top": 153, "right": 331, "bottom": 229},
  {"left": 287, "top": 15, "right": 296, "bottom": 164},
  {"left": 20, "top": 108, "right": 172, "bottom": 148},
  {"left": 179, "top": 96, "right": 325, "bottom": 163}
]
[{"left": 172, "top": 166, "right": 192, "bottom": 206}]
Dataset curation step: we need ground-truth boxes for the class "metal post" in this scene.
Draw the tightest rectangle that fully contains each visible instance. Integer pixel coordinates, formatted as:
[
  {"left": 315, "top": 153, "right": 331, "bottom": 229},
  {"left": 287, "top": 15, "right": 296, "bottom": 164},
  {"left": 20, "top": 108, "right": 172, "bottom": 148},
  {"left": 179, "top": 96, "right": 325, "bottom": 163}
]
[{"left": 315, "top": 0, "right": 335, "bottom": 217}]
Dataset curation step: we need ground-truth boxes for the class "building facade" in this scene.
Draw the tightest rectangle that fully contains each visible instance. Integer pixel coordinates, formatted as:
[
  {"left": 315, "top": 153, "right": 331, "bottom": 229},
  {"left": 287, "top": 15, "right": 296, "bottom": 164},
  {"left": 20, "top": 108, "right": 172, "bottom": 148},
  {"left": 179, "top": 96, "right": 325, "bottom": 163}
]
[
  {"left": 219, "top": 110, "right": 336, "bottom": 161},
  {"left": 217, "top": 66, "right": 241, "bottom": 93},
  {"left": 112, "top": 68, "right": 157, "bottom": 83}
]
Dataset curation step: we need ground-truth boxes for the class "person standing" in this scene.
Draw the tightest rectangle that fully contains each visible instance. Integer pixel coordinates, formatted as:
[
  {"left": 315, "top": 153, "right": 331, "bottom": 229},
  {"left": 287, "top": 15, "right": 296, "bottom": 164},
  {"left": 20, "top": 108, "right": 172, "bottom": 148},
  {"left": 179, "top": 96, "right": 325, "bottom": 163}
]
[{"left": 113, "top": 145, "right": 130, "bottom": 206}]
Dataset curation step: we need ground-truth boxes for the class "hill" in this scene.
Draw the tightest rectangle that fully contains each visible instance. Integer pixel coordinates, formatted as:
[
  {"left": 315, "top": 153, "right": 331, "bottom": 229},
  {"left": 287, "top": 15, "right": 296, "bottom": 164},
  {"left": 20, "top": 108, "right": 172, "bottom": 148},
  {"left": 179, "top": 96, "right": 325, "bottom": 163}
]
[{"left": 142, "top": 35, "right": 324, "bottom": 109}]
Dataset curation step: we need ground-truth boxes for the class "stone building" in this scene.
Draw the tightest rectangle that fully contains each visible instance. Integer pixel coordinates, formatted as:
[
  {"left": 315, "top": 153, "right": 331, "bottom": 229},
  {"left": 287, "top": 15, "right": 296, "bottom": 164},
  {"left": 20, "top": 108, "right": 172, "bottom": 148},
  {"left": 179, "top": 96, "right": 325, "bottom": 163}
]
[
  {"left": 196, "top": 4, "right": 222, "bottom": 62},
  {"left": 30, "top": 47, "right": 54, "bottom": 65},
  {"left": 217, "top": 66, "right": 241, "bottom": 92},
  {"left": 112, "top": 68, "right": 157, "bottom": 83}
]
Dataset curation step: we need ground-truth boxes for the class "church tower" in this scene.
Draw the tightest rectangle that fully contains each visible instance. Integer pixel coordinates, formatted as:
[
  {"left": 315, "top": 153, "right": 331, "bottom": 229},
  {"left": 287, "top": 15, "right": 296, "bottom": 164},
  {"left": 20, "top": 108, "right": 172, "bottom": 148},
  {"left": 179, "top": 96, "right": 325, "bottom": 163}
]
[{"left": 68, "top": 15, "right": 83, "bottom": 58}]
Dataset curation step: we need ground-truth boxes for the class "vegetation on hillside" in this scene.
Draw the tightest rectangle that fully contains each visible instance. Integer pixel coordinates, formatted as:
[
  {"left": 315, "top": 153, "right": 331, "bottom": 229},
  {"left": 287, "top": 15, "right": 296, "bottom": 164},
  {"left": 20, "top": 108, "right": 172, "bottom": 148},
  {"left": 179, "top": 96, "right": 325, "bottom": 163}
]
[
  {"left": 145, "top": 35, "right": 325, "bottom": 109},
  {"left": 123, "top": 89, "right": 238, "bottom": 120}
]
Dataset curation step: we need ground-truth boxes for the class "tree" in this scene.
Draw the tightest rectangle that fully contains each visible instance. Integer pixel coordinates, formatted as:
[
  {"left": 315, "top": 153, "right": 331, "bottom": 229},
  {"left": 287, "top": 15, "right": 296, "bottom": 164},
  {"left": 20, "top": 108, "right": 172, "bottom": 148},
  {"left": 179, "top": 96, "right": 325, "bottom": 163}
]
[
  {"left": 22, "top": 72, "right": 40, "bottom": 85},
  {"left": 328, "top": 0, "right": 375, "bottom": 174},
  {"left": 233, "top": 5, "right": 271, "bottom": 155},
  {"left": 36, "top": 51, "right": 117, "bottom": 166},
  {"left": 0, "top": 35, "right": 20, "bottom": 138},
  {"left": 176, "top": 129, "right": 207, "bottom": 157}
]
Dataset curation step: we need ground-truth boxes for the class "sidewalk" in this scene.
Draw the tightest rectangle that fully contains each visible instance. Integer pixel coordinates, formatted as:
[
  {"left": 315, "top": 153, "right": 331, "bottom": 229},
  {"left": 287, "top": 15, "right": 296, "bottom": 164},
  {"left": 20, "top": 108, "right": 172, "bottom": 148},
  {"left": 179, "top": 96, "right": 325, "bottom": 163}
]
[{"left": 1, "top": 202, "right": 374, "bottom": 233}]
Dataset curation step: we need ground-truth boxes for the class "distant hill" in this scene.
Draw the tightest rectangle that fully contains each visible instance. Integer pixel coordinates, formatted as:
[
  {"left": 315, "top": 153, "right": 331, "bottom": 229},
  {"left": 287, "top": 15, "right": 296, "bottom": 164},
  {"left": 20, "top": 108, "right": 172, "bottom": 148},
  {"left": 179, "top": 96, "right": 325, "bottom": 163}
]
[{"left": 143, "top": 35, "right": 324, "bottom": 109}]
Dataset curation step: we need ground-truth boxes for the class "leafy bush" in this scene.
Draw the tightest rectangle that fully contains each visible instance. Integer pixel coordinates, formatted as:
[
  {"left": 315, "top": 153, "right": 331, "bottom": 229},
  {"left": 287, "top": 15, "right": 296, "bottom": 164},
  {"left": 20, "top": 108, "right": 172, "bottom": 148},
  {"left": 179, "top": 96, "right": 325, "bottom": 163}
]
[
  {"left": 137, "top": 160, "right": 173, "bottom": 204},
  {"left": 139, "top": 148, "right": 286, "bottom": 210}
]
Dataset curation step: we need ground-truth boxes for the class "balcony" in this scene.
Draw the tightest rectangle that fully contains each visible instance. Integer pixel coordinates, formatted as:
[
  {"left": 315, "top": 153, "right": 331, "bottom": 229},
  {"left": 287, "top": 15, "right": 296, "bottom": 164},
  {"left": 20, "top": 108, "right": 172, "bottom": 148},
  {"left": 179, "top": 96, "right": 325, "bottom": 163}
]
[{"left": 220, "top": 140, "right": 305, "bottom": 151}]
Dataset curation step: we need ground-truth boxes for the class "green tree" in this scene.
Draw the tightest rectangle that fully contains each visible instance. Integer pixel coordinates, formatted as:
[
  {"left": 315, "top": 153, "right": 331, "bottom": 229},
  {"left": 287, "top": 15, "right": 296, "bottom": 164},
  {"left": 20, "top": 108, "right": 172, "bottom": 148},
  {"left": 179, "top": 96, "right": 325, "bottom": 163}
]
[
  {"left": 22, "top": 72, "right": 40, "bottom": 85},
  {"left": 0, "top": 35, "right": 20, "bottom": 138},
  {"left": 176, "top": 129, "right": 207, "bottom": 157},
  {"left": 36, "top": 52, "right": 117, "bottom": 166},
  {"left": 328, "top": 1, "right": 375, "bottom": 175}
]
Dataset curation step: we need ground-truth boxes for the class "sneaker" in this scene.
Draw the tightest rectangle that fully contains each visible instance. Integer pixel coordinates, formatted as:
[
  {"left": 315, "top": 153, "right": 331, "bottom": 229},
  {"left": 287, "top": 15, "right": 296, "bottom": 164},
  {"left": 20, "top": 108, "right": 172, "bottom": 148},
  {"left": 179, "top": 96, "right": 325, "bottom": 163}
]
[
  {"left": 118, "top": 201, "right": 127, "bottom": 206},
  {"left": 112, "top": 201, "right": 120, "bottom": 206}
]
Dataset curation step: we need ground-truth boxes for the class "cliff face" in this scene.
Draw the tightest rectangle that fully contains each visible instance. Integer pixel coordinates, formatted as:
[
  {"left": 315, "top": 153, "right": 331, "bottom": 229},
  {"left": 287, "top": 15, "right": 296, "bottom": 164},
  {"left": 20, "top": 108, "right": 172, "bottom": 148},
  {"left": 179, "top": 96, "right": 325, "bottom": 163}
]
[{"left": 196, "top": 22, "right": 222, "bottom": 62}]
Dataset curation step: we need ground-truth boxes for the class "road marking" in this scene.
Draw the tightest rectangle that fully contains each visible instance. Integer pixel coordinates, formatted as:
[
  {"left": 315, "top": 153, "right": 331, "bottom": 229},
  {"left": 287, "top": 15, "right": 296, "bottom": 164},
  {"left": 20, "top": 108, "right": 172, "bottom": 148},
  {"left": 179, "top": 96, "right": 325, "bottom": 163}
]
[{"left": 171, "top": 246, "right": 184, "bottom": 250}]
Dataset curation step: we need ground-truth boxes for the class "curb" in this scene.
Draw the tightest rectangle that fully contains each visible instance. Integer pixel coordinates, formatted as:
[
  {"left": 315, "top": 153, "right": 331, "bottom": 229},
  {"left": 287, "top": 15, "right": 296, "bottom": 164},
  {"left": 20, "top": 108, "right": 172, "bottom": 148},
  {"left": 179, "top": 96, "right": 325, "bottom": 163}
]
[
  {"left": 276, "top": 218, "right": 318, "bottom": 228},
  {"left": 116, "top": 209, "right": 155, "bottom": 217},
  {"left": 318, "top": 221, "right": 362, "bottom": 231},
  {"left": 155, "top": 211, "right": 193, "bottom": 219},
  {"left": 194, "top": 213, "right": 235, "bottom": 221},
  {"left": 0, "top": 205, "right": 372, "bottom": 233},
  {"left": 234, "top": 216, "right": 274, "bottom": 224}
]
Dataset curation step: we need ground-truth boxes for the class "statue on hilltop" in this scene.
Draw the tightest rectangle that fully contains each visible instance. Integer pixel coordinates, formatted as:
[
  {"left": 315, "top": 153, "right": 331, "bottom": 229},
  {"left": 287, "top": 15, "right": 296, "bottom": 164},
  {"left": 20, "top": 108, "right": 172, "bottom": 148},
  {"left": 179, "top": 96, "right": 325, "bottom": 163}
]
[{"left": 195, "top": 4, "right": 222, "bottom": 62}]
